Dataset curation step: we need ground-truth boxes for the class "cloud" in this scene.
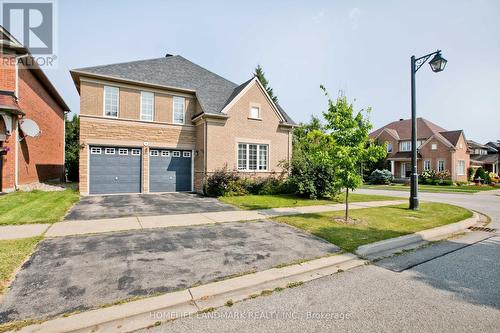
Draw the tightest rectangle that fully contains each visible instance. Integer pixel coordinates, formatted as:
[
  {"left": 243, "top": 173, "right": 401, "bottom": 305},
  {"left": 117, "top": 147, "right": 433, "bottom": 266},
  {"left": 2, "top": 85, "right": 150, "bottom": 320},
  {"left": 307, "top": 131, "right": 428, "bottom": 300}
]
[{"left": 349, "top": 7, "right": 361, "bottom": 30}]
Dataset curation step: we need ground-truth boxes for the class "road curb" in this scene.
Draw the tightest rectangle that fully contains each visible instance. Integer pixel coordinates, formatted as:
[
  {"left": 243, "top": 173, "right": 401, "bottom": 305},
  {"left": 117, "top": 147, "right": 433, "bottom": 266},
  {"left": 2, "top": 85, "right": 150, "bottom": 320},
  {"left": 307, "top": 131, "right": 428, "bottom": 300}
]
[
  {"left": 355, "top": 212, "right": 481, "bottom": 258},
  {"left": 13, "top": 254, "right": 365, "bottom": 333}
]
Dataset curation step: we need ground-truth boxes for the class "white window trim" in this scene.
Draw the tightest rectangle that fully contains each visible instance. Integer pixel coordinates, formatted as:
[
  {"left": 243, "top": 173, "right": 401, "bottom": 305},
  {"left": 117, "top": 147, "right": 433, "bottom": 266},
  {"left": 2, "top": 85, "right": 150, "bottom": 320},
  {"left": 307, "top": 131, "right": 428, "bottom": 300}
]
[
  {"left": 424, "top": 160, "right": 431, "bottom": 171},
  {"left": 183, "top": 151, "right": 191, "bottom": 157},
  {"left": 431, "top": 143, "right": 437, "bottom": 150},
  {"left": 173, "top": 96, "right": 185, "bottom": 125},
  {"left": 399, "top": 141, "right": 411, "bottom": 152},
  {"left": 249, "top": 106, "right": 261, "bottom": 120},
  {"left": 457, "top": 160, "right": 465, "bottom": 175},
  {"left": 90, "top": 147, "right": 101, "bottom": 154},
  {"left": 386, "top": 142, "right": 393, "bottom": 153},
  {"left": 237, "top": 143, "right": 269, "bottom": 172},
  {"left": 438, "top": 160, "right": 445, "bottom": 172},
  {"left": 173, "top": 151, "right": 181, "bottom": 157},
  {"left": 103, "top": 86, "right": 119, "bottom": 118},
  {"left": 161, "top": 151, "right": 170, "bottom": 157},
  {"left": 150, "top": 150, "right": 159, "bottom": 156},
  {"left": 118, "top": 148, "right": 128, "bottom": 155},
  {"left": 131, "top": 149, "right": 141, "bottom": 156},
  {"left": 105, "top": 148, "right": 116, "bottom": 155},
  {"left": 140, "top": 91, "right": 155, "bottom": 122}
]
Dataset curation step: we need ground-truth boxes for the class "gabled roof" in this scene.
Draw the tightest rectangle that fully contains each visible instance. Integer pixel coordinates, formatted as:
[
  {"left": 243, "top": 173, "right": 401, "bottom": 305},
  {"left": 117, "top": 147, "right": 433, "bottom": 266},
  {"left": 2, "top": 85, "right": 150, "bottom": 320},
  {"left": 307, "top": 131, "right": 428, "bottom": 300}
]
[
  {"left": 369, "top": 117, "right": 447, "bottom": 141},
  {"left": 71, "top": 55, "right": 295, "bottom": 124},
  {"left": 0, "top": 25, "right": 69, "bottom": 112},
  {"left": 439, "top": 130, "right": 463, "bottom": 147},
  {"left": 467, "top": 140, "right": 489, "bottom": 150}
]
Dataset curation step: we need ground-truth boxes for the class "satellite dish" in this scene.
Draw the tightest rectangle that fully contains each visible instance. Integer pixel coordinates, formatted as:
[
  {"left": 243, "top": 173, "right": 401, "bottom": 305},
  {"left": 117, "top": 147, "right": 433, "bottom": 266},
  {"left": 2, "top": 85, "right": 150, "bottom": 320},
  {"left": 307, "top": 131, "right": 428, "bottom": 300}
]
[{"left": 19, "top": 119, "right": 41, "bottom": 137}]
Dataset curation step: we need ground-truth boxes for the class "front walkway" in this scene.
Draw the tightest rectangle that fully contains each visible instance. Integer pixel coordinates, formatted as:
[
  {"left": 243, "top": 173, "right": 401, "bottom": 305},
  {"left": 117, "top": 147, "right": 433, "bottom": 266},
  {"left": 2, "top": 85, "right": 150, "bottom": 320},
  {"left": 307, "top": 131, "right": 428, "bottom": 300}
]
[{"left": 0, "top": 200, "right": 406, "bottom": 240}]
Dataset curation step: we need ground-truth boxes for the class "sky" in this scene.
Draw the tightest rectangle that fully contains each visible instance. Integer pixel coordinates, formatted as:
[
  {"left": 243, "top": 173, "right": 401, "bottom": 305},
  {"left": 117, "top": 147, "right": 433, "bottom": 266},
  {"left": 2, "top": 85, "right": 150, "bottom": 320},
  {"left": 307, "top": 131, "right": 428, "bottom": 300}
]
[{"left": 37, "top": 0, "right": 500, "bottom": 142}]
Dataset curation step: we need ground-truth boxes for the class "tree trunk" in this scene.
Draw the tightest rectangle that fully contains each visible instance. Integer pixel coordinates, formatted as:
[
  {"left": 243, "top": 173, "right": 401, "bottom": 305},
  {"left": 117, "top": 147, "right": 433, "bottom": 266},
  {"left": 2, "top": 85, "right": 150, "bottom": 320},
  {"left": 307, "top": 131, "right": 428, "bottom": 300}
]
[{"left": 345, "top": 188, "right": 349, "bottom": 221}]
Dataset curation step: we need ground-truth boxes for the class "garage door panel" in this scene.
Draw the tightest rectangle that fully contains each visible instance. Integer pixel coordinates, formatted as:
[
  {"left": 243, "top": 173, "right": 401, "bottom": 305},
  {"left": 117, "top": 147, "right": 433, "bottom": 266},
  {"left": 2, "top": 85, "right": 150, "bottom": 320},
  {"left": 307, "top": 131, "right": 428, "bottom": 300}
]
[
  {"left": 149, "top": 150, "right": 192, "bottom": 192},
  {"left": 89, "top": 146, "right": 142, "bottom": 195}
]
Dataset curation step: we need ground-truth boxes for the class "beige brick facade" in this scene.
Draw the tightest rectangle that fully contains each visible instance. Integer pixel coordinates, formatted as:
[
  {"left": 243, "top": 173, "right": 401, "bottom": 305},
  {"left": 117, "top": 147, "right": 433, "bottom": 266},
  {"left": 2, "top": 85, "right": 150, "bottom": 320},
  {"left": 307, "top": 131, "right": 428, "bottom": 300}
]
[{"left": 78, "top": 76, "right": 292, "bottom": 195}]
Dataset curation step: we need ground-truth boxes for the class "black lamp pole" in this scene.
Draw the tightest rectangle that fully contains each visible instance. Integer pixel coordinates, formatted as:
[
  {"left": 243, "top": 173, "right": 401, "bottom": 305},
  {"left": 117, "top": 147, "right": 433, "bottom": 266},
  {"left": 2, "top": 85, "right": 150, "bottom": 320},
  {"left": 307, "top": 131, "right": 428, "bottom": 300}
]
[{"left": 409, "top": 50, "right": 447, "bottom": 210}]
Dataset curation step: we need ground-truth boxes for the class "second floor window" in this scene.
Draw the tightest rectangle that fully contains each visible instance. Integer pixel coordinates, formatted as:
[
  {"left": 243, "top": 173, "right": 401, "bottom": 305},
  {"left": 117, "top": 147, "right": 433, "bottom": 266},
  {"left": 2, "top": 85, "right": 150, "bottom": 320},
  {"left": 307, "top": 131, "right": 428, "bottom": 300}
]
[
  {"left": 140, "top": 91, "right": 154, "bottom": 121},
  {"left": 249, "top": 106, "right": 260, "bottom": 119},
  {"left": 173, "top": 96, "right": 185, "bottom": 124},
  {"left": 386, "top": 142, "right": 393, "bottom": 153},
  {"left": 400, "top": 141, "right": 411, "bottom": 152},
  {"left": 104, "top": 86, "right": 119, "bottom": 117}
]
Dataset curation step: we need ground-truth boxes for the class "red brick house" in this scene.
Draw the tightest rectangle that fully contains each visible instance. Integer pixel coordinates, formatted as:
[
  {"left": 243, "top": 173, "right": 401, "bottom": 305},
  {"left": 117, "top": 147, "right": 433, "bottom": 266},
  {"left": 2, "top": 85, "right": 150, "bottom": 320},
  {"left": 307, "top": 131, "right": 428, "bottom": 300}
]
[
  {"left": 0, "top": 26, "right": 69, "bottom": 192},
  {"left": 370, "top": 118, "right": 470, "bottom": 182}
]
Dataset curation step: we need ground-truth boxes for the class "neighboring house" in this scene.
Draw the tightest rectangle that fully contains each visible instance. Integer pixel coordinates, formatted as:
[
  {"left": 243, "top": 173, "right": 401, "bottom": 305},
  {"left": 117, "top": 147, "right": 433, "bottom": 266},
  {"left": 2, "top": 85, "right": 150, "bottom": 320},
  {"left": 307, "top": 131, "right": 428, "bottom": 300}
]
[
  {"left": 469, "top": 140, "right": 499, "bottom": 174},
  {"left": 369, "top": 118, "right": 469, "bottom": 182},
  {"left": 0, "top": 26, "right": 69, "bottom": 192},
  {"left": 70, "top": 55, "right": 295, "bottom": 195}
]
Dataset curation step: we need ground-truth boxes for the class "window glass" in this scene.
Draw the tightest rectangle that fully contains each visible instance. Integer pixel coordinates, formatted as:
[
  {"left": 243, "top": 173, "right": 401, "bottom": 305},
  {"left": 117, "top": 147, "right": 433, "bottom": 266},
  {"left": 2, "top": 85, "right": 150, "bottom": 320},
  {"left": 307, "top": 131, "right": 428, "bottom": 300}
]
[
  {"left": 250, "top": 106, "right": 260, "bottom": 119},
  {"left": 131, "top": 149, "right": 141, "bottom": 155},
  {"left": 118, "top": 148, "right": 128, "bottom": 155},
  {"left": 173, "top": 96, "right": 185, "bottom": 124},
  {"left": 150, "top": 150, "right": 159, "bottom": 156},
  {"left": 424, "top": 160, "right": 431, "bottom": 170},
  {"left": 400, "top": 141, "right": 411, "bottom": 152},
  {"left": 457, "top": 160, "right": 465, "bottom": 175},
  {"left": 173, "top": 151, "right": 181, "bottom": 157},
  {"left": 238, "top": 144, "right": 247, "bottom": 170},
  {"left": 248, "top": 144, "right": 258, "bottom": 170},
  {"left": 258, "top": 145, "right": 267, "bottom": 170},
  {"left": 161, "top": 151, "right": 170, "bottom": 157},
  {"left": 438, "top": 160, "right": 445, "bottom": 172},
  {"left": 141, "top": 91, "right": 154, "bottom": 121},
  {"left": 105, "top": 148, "right": 115, "bottom": 155},
  {"left": 386, "top": 142, "right": 393, "bottom": 153},
  {"left": 183, "top": 151, "right": 191, "bottom": 157},
  {"left": 90, "top": 147, "right": 101, "bottom": 154},
  {"left": 104, "top": 86, "right": 119, "bottom": 117}
]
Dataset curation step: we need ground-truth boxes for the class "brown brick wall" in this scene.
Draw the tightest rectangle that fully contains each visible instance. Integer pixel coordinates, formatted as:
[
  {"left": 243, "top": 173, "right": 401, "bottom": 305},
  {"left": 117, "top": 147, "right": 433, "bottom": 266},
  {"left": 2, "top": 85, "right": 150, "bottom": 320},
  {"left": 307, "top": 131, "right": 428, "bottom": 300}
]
[
  {"left": 0, "top": 54, "right": 16, "bottom": 91},
  {"left": 451, "top": 133, "right": 470, "bottom": 182},
  {"left": 206, "top": 82, "right": 292, "bottom": 174},
  {"left": 16, "top": 66, "right": 65, "bottom": 185}
]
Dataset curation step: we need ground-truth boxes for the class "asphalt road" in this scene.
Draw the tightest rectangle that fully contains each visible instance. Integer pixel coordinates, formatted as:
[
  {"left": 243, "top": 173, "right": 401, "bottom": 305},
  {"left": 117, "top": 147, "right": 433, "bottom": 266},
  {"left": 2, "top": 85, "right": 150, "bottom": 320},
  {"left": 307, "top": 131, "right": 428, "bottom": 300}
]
[{"left": 143, "top": 189, "right": 500, "bottom": 333}]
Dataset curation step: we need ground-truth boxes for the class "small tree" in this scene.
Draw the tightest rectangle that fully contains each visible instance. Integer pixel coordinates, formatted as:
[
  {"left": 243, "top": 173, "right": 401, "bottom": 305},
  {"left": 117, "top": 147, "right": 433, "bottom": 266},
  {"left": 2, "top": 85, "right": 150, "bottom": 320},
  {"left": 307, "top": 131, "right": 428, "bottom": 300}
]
[
  {"left": 65, "top": 114, "right": 80, "bottom": 181},
  {"left": 321, "top": 87, "right": 385, "bottom": 221},
  {"left": 289, "top": 116, "right": 339, "bottom": 199},
  {"left": 254, "top": 65, "right": 278, "bottom": 104}
]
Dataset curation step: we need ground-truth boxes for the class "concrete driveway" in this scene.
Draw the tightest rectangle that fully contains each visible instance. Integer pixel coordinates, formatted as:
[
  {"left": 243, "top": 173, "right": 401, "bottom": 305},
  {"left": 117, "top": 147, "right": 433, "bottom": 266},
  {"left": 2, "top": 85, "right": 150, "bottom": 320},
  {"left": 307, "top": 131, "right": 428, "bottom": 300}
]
[
  {"left": 65, "top": 193, "right": 237, "bottom": 220},
  {"left": 0, "top": 220, "right": 339, "bottom": 323}
]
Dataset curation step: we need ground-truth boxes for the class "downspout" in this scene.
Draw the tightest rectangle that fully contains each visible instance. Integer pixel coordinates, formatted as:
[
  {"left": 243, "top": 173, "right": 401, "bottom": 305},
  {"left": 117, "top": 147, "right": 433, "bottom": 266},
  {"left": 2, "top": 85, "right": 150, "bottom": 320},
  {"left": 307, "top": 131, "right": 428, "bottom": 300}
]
[{"left": 14, "top": 53, "right": 30, "bottom": 189}]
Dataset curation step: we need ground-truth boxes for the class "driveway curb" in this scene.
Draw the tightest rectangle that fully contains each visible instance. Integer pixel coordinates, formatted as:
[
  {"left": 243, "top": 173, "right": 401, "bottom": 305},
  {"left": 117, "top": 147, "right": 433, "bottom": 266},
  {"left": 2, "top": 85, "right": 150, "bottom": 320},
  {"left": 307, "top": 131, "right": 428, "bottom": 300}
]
[
  {"left": 13, "top": 254, "right": 365, "bottom": 333},
  {"left": 355, "top": 212, "right": 482, "bottom": 258}
]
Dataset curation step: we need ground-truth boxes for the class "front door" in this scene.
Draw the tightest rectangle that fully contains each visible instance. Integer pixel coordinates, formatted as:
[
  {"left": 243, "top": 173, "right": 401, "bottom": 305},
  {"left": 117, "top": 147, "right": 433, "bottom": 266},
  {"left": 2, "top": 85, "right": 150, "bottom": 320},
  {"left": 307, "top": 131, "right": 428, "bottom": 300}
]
[{"left": 401, "top": 162, "right": 411, "bottom": 178}]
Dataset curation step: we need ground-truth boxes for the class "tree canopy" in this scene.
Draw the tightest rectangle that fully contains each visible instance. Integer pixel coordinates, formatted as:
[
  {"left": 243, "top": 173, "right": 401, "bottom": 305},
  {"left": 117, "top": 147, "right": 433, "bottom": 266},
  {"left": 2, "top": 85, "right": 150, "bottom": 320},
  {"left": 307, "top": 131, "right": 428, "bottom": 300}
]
[{"left": 254, "top": 65, "right": 278, "bottom": 104}]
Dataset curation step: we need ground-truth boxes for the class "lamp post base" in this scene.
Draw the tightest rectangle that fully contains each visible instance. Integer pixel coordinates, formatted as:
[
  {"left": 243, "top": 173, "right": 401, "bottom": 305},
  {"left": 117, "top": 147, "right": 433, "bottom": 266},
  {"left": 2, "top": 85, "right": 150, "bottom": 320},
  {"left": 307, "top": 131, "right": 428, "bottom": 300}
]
[{"left": 409, "top": 197, "right": 419, "bottom": 210}]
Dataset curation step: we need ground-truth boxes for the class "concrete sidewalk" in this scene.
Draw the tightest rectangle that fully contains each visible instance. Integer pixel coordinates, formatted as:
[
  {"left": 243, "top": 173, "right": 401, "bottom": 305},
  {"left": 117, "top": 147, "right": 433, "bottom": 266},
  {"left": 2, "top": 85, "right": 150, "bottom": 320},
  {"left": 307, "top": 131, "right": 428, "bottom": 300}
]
[{"left": 0, "top": 200, "right": 406, "bottom": 240}]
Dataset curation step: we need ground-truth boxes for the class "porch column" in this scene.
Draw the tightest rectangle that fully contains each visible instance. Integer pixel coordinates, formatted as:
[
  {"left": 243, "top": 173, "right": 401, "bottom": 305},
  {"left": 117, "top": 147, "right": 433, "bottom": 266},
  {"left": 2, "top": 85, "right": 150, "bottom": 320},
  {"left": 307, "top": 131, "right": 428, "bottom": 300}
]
[{"left": 390, "top": 160, "right": 395, "bottom": 175}]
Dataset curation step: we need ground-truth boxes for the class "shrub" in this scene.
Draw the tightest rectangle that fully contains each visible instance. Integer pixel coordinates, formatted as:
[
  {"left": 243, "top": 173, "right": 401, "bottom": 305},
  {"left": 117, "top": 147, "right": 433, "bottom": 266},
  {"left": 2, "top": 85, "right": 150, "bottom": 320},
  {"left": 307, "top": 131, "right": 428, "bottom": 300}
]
[
  {"left": 474, "top": 167, "right": 489, "bottom": 184},
  {"left": 489, "top": 172, "right": 500, "bottom": 183},
  {"left": 467, "top": 167, "right": 475, "bottom": 181},
  {"left": 368, "top": 169, "right": 393, "bottom": 184},
  {"left": 438, "top": 179, "right": 453, "bottom": 186},
  {"left": 203, "top": 166, "right": 239, "bottom": 197}
]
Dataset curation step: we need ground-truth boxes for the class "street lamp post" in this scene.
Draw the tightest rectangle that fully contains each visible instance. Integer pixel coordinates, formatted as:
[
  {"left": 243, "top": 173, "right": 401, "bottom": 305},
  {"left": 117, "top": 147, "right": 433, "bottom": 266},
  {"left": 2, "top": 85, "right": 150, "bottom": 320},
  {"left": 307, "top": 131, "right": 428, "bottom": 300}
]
[{"left": 409, "top": 50, "right": 447, "bottom": 210}]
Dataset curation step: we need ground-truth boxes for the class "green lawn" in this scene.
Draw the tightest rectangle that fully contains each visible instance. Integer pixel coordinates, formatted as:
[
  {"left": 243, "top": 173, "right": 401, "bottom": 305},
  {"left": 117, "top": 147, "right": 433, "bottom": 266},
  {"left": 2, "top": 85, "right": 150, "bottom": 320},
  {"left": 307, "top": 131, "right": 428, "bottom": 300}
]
[
  {"left": 0, "top": 190, "right": 80, "bottom": 226},
  {"left": 361, "top": 184, "right": 498, "bottom": 193},
  {"left": 219, "top": 193, "right": 401, "bottom": 210},
  {"left": 274, "top": 203, "right": 472, "bottom": 252},
  {"left": 0, "top": 237, "right": 41, "bottom": 294}
]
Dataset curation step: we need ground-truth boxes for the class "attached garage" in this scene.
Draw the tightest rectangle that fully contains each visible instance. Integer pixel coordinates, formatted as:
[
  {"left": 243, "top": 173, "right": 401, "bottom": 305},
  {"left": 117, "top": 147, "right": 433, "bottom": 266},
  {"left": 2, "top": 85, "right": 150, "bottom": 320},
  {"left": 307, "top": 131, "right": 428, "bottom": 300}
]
[
  {"left": 149, "top": 149, "right": 192, "bottom": 192},
  {"left": 89, "top": 146, "right": 142, "bottom": 195}
]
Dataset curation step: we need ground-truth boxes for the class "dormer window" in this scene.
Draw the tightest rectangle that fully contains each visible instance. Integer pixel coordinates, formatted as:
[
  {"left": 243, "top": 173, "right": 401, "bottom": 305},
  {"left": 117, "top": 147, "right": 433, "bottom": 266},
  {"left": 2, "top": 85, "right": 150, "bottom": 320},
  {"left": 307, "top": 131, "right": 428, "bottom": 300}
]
[{"left": 249, "top": 106, "right": 261, "bottom": 119}]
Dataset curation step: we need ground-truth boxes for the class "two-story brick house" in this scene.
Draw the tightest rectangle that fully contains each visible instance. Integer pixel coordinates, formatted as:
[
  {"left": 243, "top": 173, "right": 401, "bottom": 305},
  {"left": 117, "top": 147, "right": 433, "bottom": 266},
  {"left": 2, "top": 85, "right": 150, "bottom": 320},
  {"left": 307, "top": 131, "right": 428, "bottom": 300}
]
[
  {"left": 0, "top": 26, "right": 68, "bottom": 192},
  {"left": 370, "top": 118, "right": 469, "bottom": 182},
  {"left": 70, "top": 55, "right": 295, "bottom": 195}
]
